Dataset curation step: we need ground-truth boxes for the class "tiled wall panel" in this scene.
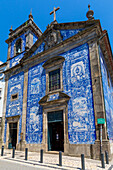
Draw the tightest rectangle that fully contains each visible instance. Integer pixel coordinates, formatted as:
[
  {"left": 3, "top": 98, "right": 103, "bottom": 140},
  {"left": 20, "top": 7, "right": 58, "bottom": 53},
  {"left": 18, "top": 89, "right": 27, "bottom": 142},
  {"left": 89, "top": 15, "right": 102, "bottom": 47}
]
[
  {"left": 4, "top": 72, "right": 24, "bottom": 143},
  {"left": 9, "top": 53, "right": 25, "bottom": 68},
  {"left": 61, "top": 43, "right": 96, "bottom": 144},
  {"left": 26, "top": 63, "right": 46, "bottom": 144},
  {"left": 99, "top": 47, "right": 113, "bottom": 140},
  {"left": 60, "top": 29, "right": 83, "bottom": 41}
]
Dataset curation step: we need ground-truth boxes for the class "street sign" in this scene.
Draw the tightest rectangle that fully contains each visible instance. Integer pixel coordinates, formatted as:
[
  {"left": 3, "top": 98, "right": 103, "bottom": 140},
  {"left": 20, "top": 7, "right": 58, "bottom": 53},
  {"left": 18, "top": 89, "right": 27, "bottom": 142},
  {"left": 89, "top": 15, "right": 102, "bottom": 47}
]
[{"left": 97, "top": 118, "right": 105, "bottom": 124}]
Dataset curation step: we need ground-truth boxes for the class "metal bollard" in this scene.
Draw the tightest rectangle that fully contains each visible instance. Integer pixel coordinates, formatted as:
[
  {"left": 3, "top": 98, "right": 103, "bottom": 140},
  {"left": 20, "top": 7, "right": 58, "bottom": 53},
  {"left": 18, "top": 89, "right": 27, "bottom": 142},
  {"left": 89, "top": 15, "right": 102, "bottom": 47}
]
[
  {"left": 1, "top": 146, "right": 4, "bottom": 156},
  {"left": 40, "top": 149, "right": 43, "bottom": 163},
  {"left": 12, "top": 147, "right": 15, "bottom": 158},
  {"left": 105, "top": 151, "right": 109, "bottom": 164},
  {"left": 81, "top": 154, "right": 85, "bottom": 170},
  {"left": 25, "top": 148, "right": 28, "bottom": 160},
  {"left": 59, "top": 151, "right": 62, "bottom": 166},
  {"left": 101, "top": 153, "right": 105, "bottom": 168}
]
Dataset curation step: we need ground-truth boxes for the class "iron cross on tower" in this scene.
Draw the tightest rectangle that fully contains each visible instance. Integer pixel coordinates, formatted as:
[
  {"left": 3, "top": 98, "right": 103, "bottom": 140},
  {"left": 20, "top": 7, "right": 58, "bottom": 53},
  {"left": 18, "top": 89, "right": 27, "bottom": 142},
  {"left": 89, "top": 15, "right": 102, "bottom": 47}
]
[{"left": 50, "top": 7, "right": 60, "bottom": 21}]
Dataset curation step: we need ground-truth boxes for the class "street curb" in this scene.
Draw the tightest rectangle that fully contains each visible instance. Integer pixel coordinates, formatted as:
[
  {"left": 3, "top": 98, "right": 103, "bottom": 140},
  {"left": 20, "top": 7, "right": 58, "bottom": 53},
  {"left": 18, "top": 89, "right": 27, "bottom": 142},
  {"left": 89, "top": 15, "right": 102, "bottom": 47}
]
[{"left": 4, "top": 157, "right": 73, "bottom": 170}]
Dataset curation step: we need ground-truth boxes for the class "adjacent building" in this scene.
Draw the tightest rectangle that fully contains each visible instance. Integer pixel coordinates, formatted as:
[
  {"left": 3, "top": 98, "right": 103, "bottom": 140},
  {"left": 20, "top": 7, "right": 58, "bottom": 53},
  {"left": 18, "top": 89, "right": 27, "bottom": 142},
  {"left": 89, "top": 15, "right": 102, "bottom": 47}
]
[
  {"left": 1, "top": 7, "right": 113, "bottom": 159},
  {"left": 0, "top": 61, "right": 7, "bottom": 143}
]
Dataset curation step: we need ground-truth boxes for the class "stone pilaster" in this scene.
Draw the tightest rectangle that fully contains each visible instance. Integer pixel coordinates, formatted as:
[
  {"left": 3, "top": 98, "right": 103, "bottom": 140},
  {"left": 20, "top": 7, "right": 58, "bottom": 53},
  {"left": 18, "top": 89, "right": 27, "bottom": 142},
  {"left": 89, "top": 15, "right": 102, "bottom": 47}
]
[
  {"left": 18, "top": 69, "right": 28, "bottom": 150},
  {"left": 89, "top": 41, "right": 109, "bottom": 159},
  {"left": 1, "top": 78, "right": 8, "bottom": 147},
  {"left": 7, "top": 43, "right": 11, "bottom": 60},
  {"left": 89, "top": 42, "right": 107, "bottom": 139},
  {"left": 26, "top": 31, "right": 33, "bottom": 49}
]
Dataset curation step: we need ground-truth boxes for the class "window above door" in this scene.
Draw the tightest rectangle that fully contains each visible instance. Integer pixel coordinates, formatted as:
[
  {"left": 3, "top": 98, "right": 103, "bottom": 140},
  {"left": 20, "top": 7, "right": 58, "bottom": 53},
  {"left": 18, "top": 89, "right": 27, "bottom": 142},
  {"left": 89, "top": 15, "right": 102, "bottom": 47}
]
[
  {"left": 49, "top": 69, "right": 60, "bottom": 92},
  {"left": 42, "top": 56, "right": 65, "bottom": 94}
]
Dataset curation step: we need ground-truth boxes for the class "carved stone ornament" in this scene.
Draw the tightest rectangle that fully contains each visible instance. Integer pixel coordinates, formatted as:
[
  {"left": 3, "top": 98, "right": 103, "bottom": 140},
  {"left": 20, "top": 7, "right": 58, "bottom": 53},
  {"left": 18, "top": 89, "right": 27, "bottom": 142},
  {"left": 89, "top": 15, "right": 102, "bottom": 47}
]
[
  {"left": 6, "top": 115, "right": 20, "bottom": 123},
  {"left": 44, "top": 30, "right": 62, "bottom": 50},
  {"left": 39, "top": 92, "right": 70, "bottom": 106}
]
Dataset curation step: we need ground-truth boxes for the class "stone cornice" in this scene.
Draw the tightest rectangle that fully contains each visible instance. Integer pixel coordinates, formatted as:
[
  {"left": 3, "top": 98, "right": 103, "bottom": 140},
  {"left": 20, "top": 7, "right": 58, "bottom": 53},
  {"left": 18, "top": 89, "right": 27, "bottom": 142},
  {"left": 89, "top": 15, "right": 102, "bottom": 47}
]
[
  {"left": 0, "top": 62, "right": 7, "bottom": 68},
  {"left": 54, "top": 19, "right": 102, "bottom": 30},
  {"left": 5, "top": 19, "right": 42, "bottom": 44},
  {"left": 7, "top": 51, "right": 25, "bottom": 61}
]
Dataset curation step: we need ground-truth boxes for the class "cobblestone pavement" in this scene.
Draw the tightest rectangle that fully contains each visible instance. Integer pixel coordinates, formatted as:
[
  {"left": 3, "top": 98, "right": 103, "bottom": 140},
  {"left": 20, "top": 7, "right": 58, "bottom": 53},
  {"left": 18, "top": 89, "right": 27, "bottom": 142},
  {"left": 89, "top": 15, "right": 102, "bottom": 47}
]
[{"left": 0, "top": 149, "right": 112, "bottom": 170}]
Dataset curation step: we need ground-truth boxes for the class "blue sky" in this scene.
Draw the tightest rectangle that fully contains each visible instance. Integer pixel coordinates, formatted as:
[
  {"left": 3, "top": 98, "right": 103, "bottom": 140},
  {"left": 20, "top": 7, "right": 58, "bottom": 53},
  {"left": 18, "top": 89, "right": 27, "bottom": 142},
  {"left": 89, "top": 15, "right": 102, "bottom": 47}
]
[{"left": 0, "top": 0, "right": 112, "bottom": 63}]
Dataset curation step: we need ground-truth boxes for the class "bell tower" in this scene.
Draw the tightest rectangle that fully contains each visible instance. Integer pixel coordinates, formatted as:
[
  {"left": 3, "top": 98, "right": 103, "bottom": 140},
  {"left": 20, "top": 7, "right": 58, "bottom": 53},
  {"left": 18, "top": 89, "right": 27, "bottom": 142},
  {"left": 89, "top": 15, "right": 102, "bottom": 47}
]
[{"left": 6, "top": 11, "right": 42, "bottom": 61}]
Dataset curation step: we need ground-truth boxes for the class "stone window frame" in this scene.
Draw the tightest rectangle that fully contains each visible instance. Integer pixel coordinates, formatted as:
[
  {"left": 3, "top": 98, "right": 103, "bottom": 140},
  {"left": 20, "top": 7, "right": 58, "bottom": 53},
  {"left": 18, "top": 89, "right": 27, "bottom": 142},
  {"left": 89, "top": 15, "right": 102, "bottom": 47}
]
[
  {"left": 42, "top": 56, "right": 65, "bottom": 95},
  {"left": 14, "top": 38, "right": 23, "bottom": 56},
  {"left": 11, "top": 93, "right": 19, "bottom": 101}
]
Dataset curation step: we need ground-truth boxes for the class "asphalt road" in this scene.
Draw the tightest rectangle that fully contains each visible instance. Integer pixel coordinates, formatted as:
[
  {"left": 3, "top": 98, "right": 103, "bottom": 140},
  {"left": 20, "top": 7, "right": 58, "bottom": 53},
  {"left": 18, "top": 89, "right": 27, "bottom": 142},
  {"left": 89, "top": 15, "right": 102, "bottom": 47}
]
[{"left": 0, "top": 159, "right": 56, "bottom": 170}]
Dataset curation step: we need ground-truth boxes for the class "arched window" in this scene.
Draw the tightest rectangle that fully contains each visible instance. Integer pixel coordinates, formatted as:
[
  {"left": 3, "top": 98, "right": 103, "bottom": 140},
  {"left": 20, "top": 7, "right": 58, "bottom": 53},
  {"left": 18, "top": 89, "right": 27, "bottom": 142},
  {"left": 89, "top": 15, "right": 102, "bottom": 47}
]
[{"left": 15, "top": 38, "right": 22, "bottom": 55}]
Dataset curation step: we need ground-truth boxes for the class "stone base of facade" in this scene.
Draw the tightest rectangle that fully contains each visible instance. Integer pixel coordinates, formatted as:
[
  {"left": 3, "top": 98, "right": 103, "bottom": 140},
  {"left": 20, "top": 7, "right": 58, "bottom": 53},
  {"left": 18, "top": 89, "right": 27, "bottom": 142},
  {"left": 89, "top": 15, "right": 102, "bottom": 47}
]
[
  {"left": 4, "top": 140, "right": 112, "bottom": 160},
  {"left": 65, "top": 141, "right": 112, "bottom": 160},
  {"left": 91, "top": 140, "right": 110, "bottom": 160},
  {"left": 66, "top": 144, "right": 91, "bottom": 158},
  {"left": 109, "top": 142, "right": 113, "bottom": 158},
  {"left": 0, "top": 141, "right": 2, "bottom": 148},
  {"left": 16, "top": 143, "right": 42, "bottom": 152},
  {"left": 63, "top": 141, "right": 111, "bottom": 160},
  {"left": 16, "top": 143, "right": 92, "bottom": 158}
]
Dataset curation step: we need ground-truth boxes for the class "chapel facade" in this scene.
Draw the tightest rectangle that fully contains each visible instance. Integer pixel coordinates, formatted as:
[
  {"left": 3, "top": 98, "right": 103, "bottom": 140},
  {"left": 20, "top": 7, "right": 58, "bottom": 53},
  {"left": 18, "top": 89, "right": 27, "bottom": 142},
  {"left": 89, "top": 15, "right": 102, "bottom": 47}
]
[{"left": 1, "top": 6, "right": 113, "bottom": 159}]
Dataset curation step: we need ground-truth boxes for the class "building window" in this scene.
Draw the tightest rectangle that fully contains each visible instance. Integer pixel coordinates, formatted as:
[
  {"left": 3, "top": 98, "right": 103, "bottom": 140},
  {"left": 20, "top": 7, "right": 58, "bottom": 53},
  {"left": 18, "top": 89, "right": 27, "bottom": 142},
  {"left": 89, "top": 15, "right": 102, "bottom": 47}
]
[
  {"left": 42, "top": 56, "right": 65, "bottom": 94},
  {"left": 11, "top": 93, "right": 18, "bottom": 101},
  {"left": 49, "top": 69, "right": 60, "bottom": 92},
  {"left": 15, "top": 39, "right": 22, "bottom": 55}
]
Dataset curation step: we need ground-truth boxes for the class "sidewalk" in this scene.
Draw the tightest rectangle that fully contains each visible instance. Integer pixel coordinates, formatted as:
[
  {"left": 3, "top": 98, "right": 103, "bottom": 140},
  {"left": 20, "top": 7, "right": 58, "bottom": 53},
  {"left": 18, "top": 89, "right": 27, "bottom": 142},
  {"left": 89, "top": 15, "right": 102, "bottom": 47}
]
[{"left": 0, "top": 149, "right": 112, "bottom": 170}]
